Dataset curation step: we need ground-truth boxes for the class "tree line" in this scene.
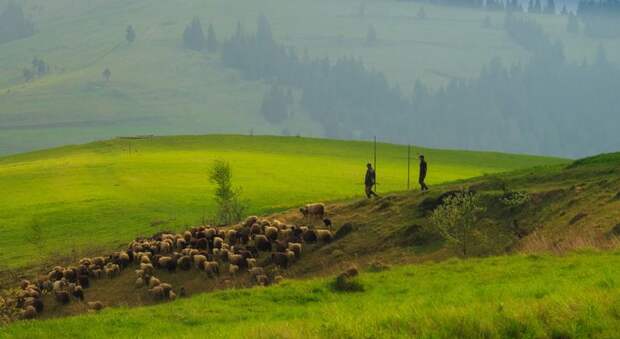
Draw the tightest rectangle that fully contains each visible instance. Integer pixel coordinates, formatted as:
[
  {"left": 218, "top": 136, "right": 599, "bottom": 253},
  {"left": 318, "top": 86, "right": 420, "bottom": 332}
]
[
  {"left": 213, "top": 15, "right": 618, "bottom": 157},
  {"left": 0, "top": 2, "right": 34, "bottom": 44}
]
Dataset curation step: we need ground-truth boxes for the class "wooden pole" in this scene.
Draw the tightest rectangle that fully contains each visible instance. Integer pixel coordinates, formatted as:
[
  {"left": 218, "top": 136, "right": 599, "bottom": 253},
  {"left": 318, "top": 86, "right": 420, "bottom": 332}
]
[
  {"left": 407, "top": 144, "right": 411, "bottom": 190},
  {"left": 373, "top": 136, "right": 377, "bottom": 192}
]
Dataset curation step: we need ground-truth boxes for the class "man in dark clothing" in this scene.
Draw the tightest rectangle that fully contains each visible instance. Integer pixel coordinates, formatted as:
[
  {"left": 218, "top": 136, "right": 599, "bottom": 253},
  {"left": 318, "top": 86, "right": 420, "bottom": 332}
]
[
  {"left": 365, "top": 163, "right": 378, "bottom": 198},
  {"left": 419, "top": 155, "right": 429, "bottom": 191}
]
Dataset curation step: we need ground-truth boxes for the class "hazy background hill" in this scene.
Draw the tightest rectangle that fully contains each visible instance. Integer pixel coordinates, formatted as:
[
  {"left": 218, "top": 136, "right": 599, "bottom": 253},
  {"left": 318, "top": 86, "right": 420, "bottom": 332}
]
[{"left": 1, "top": 0, "right": 619, "bottom": 157}]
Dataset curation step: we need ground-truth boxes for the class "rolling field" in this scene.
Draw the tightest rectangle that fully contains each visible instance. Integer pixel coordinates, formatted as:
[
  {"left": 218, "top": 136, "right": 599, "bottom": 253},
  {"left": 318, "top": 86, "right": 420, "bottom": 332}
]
[
  {"left": 1, "top": 0, "right": 619, "bottom": 155},
  {"left": 3, "top": 251, "right": 620, "bottom": 338},
  {"left": 0, "top": 135, "right": 566, "bottom": 271}
]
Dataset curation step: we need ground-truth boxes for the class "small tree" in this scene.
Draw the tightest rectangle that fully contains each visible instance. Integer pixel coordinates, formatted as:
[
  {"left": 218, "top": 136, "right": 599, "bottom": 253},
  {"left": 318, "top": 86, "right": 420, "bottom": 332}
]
[
  {"left": 126, "top": 25, "right": 136, "bottom": 44},
  {"left": 206, "top": 23, "right": 217, "bottom": 53},
  {"left": 209, "top": 160, "right": 247, "bottom": 225},
  {"left": 102, "top": 67, "right": 111, "bottom": 81},
  {"left": 366, "top": 24, "right": 377, "bottom": 46},
  {"left": 430, "top": 191, "right": 486, "bottom": 256}
]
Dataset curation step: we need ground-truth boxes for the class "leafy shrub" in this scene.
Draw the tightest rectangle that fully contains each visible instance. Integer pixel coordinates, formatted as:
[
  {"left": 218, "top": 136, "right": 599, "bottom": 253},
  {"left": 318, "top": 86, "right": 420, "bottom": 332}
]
[
  {"left": 209, "top": 160, "right": 248, "bottom": 225},
  {"left": 332, "top": 274, "right": 364, "bottom": 292},
  {"left": 500, "top": 191, "right": 531, "bottom": 208}
]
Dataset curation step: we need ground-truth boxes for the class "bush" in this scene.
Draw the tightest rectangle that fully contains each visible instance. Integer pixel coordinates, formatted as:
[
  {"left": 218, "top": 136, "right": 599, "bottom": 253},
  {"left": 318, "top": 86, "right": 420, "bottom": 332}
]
[
  {"left": 500, "top": 191, "right": 531, "bottom": 208},
  {"left": 208, "top": 160, "right": 248, "bottom": 225},
  {"left": 332, "top": 274, "right": 364, "bottom": 292}
]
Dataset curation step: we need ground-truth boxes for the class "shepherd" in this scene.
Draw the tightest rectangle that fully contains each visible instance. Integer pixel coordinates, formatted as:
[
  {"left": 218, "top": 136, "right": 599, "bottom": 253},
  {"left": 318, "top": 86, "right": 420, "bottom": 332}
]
[
  {"left": 419, "top": 155, "right": 429, "bottom": 192},
  {"left": 365, "top": 163, "right": 378, "bottom": 198}
]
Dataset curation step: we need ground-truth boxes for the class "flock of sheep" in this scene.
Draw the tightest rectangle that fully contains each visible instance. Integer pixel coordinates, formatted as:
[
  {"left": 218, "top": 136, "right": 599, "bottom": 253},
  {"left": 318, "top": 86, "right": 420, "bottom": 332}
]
[{"left": 9, "top": 203, "right": 333, "bottom": 320}]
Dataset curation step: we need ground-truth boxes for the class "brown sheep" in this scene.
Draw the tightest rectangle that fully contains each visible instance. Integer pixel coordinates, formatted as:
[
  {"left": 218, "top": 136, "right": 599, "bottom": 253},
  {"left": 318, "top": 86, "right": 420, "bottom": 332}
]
[
  {"left": 264, "top": 226, "right": 279, "bottom": 241},
  {"left": 203, "top": 261, "right": 219, "bottom": 277},
  {"left": 249, "top": 267, "right": 265, "bottom": 277},
  {"left": 158, "top": 256, "right": 172, "bottom": 268},
  {"left": 228, "top": 253, "right": 246, "bottom": 268},
  {"left": 193, "top": 255, "right": 207, "bottom": 270},
  {"left": 244, "top": 216, "right": 259, "bottom": 228},
  {"left": 316, "top": 229, "right": 333, "bottom": 243},
  {"left": 148, "top": 276, "right": 161, "bottom": 288},
  {"left": 135, "top": 277, "right": 145, "bottom": 289},
  {"left": 21, "top": 305, "right": 37, "bottom": 320},
  {"left": 149, "top": 286, "right": 165, "bottom": 300},
  {"left": 302, "top": 229, "right": 318, "bottom": 243},
  {"left": 271, "top": 252, "right": 289, "bottom": 269},
  {"left": 255, "top": 274, "right": 269, "bottom": 286},
  {"left": 250, "top": 223, "right": 262, "bottom": 235},
  {"left": 213, "top": 237, "right": 224, "bottom": 249},
  {"left": 55, "top": 291, "right": 70, "bottom": 305},
  {"left": 254, "top": 234, "right": 272, "bottom": 252},
  {"left": 300, "top": 203, "right": 325, "bottom": 219},
  {"left": 288, "top": 243, "right": 303, "bottom": 258},
  {"left": 229, "top": 264, "right": 239, "bottom": 276},
  {"left": 246, "top": 258, "right": 257, "bottom": 268},
  {"left": 169, "top": 291, "right": 177, "bottom": 301},
  {"left": 87, "top": 301, "right": 104, "bottom": 311},
  {"left": 177, "top": 256, "right": 192, "bottom": 270}
]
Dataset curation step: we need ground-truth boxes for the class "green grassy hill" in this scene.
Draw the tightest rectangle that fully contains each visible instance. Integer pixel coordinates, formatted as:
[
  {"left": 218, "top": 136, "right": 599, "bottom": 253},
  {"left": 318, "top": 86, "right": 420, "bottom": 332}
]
[
  {"left": 0, "top": 135, "right": 564, "bottom": 271},
  {"left": 1, "top": 0, "right": 619, "bottom": 155},
  {"left": 3, "top": 252, "right": 620, "bottom": 338}
]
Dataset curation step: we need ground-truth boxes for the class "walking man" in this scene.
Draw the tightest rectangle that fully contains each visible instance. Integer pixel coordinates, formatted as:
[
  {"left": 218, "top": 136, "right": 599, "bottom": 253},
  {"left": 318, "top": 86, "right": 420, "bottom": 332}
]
[
  {"left": 419, "top": 155, "right": 429, "bottom": 192},
  {"left": 365, "top": 163, "right": 378, "bottom": 198}
]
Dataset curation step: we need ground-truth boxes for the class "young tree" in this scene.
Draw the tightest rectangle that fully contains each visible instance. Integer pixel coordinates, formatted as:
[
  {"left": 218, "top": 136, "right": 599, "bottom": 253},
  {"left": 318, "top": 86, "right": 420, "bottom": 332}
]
[
  {"left": 429, "top": 191, "right": 486, "bottom": 256},
  {"left": 567, "top": 13, "right": 579, "bottom": 33},
  {"left": 206, "top": 23, "right": 217, "bottom": 53},
  {"left": 126, "top": 25, "right": 136, "bottom": 44},
  {"left": 183, "top": 17, "right": 206, "bottom": 51},
  {"left": 209, "top": 160, "right": 247, "bottom": 225},
  {"left": 102, "top": 68, "right": 111, "bottom": 81},
  {"left": 366, "top": 24, "right": 377, "bottom": 46}
]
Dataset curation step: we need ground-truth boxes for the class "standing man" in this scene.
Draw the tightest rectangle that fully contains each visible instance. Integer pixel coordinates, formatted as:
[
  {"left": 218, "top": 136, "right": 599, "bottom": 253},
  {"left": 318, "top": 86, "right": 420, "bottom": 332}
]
[
  {"left": 365, "top": 163, "right": 378, "bottom": 198},
  {"left": 419, "top": 155, "right": 429, "bottom": 192}
]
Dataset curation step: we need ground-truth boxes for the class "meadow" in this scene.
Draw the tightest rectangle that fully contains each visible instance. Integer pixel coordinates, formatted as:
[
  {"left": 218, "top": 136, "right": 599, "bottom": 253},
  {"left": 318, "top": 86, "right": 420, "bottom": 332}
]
[
  {"left": 1, "top": 0, "right": 619, "bottom": 155},
  {"left": 0, "top": 135, "right": 566, "bottom": 271},
  {"left": 3, "top": 251, "right": 620, "bottom": 338}
]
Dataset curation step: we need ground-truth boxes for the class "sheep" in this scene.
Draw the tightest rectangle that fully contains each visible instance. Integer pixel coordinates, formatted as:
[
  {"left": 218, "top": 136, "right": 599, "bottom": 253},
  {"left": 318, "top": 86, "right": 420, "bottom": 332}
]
[
  {"left": 72, "top": 285, "right": 84, "bottom": 300},
  {"left": 140, "top": 255, "right": 151, "bottom": 264},
  {"left": 274, "top": 275, "right": 284, "bottom": 284},
  {"left": 183, "top": 231, "right": 192, "bottom": 242},
  {"left": 249, "top": 267, "right": 265, "bottom": 277},
  {"left": 149, "top": 286, "right": 165, "bottom": 300},
  {"left": 246, "top": 258, "right": 257, "bottom": 268},
  {"left": 93, "top": 257, "right": 106, "bottom": 267},
  {"left": 77, "top": 274, "right": 90, "bottom": 288},
  {"left": 158, "top": 256, "right": 172, "bottom": 268},
  {"left": 213, "top": 237, "right": 224, "bottom": 249},
  {"left": 21, "top": 305, "right": 37, "bottom": 319},
  {"left": 148, "top": 276, "right": 161, "bottom": 288},
  {"left": 229, "top": 264, "right": 239, "bottom": 276},
  {"left": 177, "top": 256, "right": 192, "bottom": 270},
  {"left": 300, "top": 203, "right": 325, "bottom": 220},
  {"left": 271, "top": 252, "right": 289, "bottom": 269},
  {"left": 302, "top": 229, "right": 318, "bottom": 243},
  {"left": 55, "top": 291, "right": 70, "bottom": 305},
  {"left": 135, "top": 277, "right": 145, "bottom": 289},
  {"left": 286, "top": 250, "right": 296, "bottom": 262},
  {"left": 160, "top": 241, "right": 172, "bottom": 254},
  {"left": 79, "top": 258, "right": 93, "bottom": 266},
  {"left": 244, "top": 216, "right": 259, "bottom": 228},
  {"left": 87, "top": 301, "right": 104, "bottom": 311},
  {"left": 254, "top": 234, "right": 272, "bottom": 252},
  {"left": 169, "top": 291, "right": 177, "bottom": 301},
  {"left": 202, "top": 261, "right": 219, "bottom": 277},
  {"left": 255, "top": 274, "right": 269, "bottom": 286},
  {"left": 226, "top": 230, "right": 238, "bottom": 245},
  {"left": 19, "top": 280, "right": 31, "bottom": 290},
  {"left": 288, "top": 243, "right": 303, "bottom": 258},
  {"left": 52, "top": 279, "right": 66, "bottom": 292},
  {"left": 264, "top": 226, "right": 279, "bottom": 241},
  {"left": 118, "top": 251, "right": 131, "bottom": 267},
  {"left": 228, "top": 253, "right": 246, "bottom": 269},
  {"left": 250, "top": 223, "right": 262, "bottom": 235},
  {"left": 176, "top": 238, "right": 187, "bottom": 249},
  {"left": 90, "top": 269, "right": 103, "bottom": 280},
  {"left": 316, "top": 229, "right": 333, "bottom": 243},
  {"left": 193, "top": 254, "right": 207, "bottom": 270},
  {"left": 24, "top": 298, "right": 43, "bottom": 314},
  {"left": 140, "top": 263, "right": 154, "bottom": 276}
]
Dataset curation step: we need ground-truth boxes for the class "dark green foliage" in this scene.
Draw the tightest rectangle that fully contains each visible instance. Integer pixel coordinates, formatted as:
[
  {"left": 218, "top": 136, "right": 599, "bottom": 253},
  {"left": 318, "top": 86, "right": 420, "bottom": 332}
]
[
  {"left": 126, "top": 25, "right": 136, "bottom": 44},
  {"left": 260, "top": 85, "right": 291, "bottom": 123},
  {"left": 0, "top": 2, "right": 34, "bottom": 44},
  {"left": 206, "top": 23, "right": 217, "bottom": 53},
  {"left": 183, "top": 17, "right": 206, "bottom": 51},
  {"left": 208, "top": 160, "right": 247, "bottom": 225},
  {"left": 577, "top": 0, "right": 620, "bottom": 38},
  {"left": 102, "top": 68, "right": 111, "bottom": 81},
  {"left": 332, "top": 274, "right": 364, "bottom": 292},
  {"left": 566, "top": 13, "right": 579, "bottom": 33}
]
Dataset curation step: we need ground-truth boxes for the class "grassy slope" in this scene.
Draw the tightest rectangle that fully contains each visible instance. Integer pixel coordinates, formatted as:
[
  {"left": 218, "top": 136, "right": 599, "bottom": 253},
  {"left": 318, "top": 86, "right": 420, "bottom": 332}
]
[
  {"left": 0, "top": 135, "right": 565, "bottom": 270},
  {"left": 4, "top": 251, "right": 620, "bottom": 338},
  {"left": 2, "top": 0, "right": 619, "bottom": 155}
]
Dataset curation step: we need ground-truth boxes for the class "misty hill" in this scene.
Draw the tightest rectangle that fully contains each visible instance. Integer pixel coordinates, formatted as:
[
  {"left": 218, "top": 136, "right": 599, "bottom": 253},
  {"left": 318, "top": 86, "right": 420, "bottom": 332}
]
[{"left": 1, "top": 0, "right": 619, "bottom": 158}]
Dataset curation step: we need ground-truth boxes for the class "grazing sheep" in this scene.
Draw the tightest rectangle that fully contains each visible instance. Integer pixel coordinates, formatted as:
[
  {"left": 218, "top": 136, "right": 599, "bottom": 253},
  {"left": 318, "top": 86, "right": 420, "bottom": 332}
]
[
  {"left": 169, "top": 291, "right": 177, "bottom": 301},
  {"left": 274, "top": 275, "right": 284, "bottom": 284},
  {"left": 72, "top": 285, "right": 84, "bottom": 300},
  {"left": 135, "top": 277, "right": 145, "bottom": 289},
  {"left": 213, "top": 237, "right": 224, "bottom": 249},
  {"left": 274, "top": 240, "right": 289, "bottom": 252},
  {"left": 158, "top": 256, "right": 172, "bottom": 268},
  {"left": 302, "top": 229, "right": 318, "bottom": 243},
  {"left": 87, "top": 301, "right": 104, "bottom": 311},
  {"left": 193, "top": 255, "right": 207, "bottom": 270},
  {"left": 55, "top": 291, "right": 70, "bottom": 305},
  {"left": 21, "top": 305, "right": 37, "bottom": 319},
  {"left": 140, "top": 255, "right": 151, "bottom": 264},
  {"left": 183, "top": 231, "right": 192, "bottom": 242},
  {"left": 229, "top": 264, "right": 239, "bottom": 276},
  {"left": 249, "top": 267, "right": 265, "bottom": 277},
  {"left": 254, "top": 235, "right": 272, "bottom": 252},
  {"left": 78, "top": 274, "right": 90, "bottom": 288},
  {"left": 52, "top": 279, "right": 66, "bottom": 292},
  {"left": 148, "top": 276, "right": 161, "bottom": 288},
  {"left": 228, "top": 253, "right": 246, "bottom": 268},
  {"left": 176, "top": 238, "right": 187, "bottom": 249},
  {"left": 300, "top": 203, "right": 325, "bottom": 220},
  {"left": 244, "top": 216, "right": 259, "bottom": 228},
  {"left": 271, "top": 252, "right": 289, "bottom": 269},
  {"left": 93, "top": 257, "right": 105, "bottom": 267},
  {"left": 323, "top": 218, "right": 333, "bottom": 230},
  {"left": 316, "top": 229, "right": 333, "bottom": 243},
  {"left": 246, "top": 258, "right": 257, "bottom": 268},
  {"left": 288, "top": 243, "right": 303, "bottom": 258},
  {"left": 255, "top": 274, "right": 269, "bottom": 286},
  {"left": 177, "top": 256, "right": 192, "bottom": 270},
  {"left": 264, "top": 226, "right": 279, "bottom": 241},
  {"left": 203, "top": 261, "right": 220, "bottom": 277},
  {"left": 160, "top": 283, "right": 173, "bottom": 297},
  {"left": 159, "top": 242, "right": 171, "bottom": 254},
  {"left": 140, "top": 263, "right": 154, "bottom": 276},
  {"left": 24, "top": 298, "right": 43, "bottom": 314},
  {"left": 149, "top": 286, "right": 165, "bottom": 300},
  {"left": 286, "top": 250, "right": 296, "bottom": 262}
]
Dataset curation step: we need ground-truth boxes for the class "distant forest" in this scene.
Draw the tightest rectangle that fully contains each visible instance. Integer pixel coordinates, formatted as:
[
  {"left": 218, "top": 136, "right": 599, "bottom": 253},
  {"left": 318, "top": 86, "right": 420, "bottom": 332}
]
[
  {"left": 217, "top": 14, "right": 619, "bottom": 157},
  {"left": 0, "top": 2, "right": 34, "bottom": 44}
]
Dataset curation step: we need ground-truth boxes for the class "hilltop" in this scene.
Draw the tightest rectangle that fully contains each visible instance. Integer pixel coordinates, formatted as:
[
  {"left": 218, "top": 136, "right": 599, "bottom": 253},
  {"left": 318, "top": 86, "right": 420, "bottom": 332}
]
[{"left": 0, "top": 135, "right": 564, "bottom": 275}]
